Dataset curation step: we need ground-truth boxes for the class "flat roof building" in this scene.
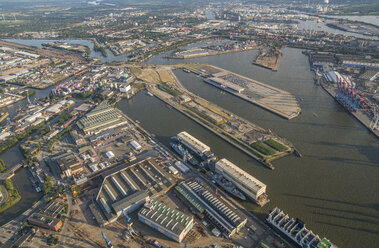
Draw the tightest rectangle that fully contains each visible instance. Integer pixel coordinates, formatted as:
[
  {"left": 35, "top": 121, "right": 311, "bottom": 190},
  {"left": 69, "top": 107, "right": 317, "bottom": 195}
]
[
  {"left": 215, "top": 158, "right": 266, "bottom": 202},
  {"left": 176, "top": 131, "right": 211, "bottom": 157},
  {"left": 77, "top": 103, "right": 128, "bottom": 135},
  {"left": 91, "top": 158, "right": 177, "bottom": 226},
  {"left": 176, "top": 179, "right": 247, "bottom": 238},
  {"left": 27, "top": 200, "right": 65, "bottom": 231},
  {"left": 138, "top": 199, "right": 194, "bottom": 243},
  {"left": 28, "top": 213, "right": 62, "bottom": 231}
]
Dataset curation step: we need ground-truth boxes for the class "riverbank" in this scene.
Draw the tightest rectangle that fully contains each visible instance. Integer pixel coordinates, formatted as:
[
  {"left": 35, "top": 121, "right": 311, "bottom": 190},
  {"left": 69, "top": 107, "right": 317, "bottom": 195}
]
[
  {"left": 166, "top": 47, "right": 256, "bottom": 59},
  {"left": 0, "top": 179, "right": 21, "bottom": 215}
]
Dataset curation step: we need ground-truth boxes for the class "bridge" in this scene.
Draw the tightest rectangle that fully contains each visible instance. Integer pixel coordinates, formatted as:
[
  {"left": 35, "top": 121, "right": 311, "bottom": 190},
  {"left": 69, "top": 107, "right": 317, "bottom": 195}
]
[{"left": 0, "top": 164, "right": 23, "bottom": 181}]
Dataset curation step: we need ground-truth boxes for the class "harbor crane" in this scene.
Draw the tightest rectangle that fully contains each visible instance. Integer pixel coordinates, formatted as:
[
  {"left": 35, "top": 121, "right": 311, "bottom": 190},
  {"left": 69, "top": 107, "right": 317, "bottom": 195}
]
[
  {"left": 122, "top": 208, "right": 136, "bottom": 235},
  {"left": 101, "top": 229, "right": 113, "bottom": 248}
]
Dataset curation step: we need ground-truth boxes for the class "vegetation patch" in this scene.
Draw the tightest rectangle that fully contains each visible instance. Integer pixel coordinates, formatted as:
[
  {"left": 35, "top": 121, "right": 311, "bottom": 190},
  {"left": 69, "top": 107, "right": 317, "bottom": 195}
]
[
  {"left": 158, "top": 83, "right": 182, "bottom": 97},
  {"left": 0, "top": 179, "right": 21, "bottom": 214},
  {"left": 131, "top": 68, "right": 161, "bottom": 84},
  {"left": 21, "top": 89, "right": 36, "bottom": 97},
  {"left": 0, "top": 159, "right": 7, "bottom": 173},
  {"left": 251, "top": 142, "right": 276, "bottom": 156},
  {"left": 264, "top": 139, "right": 288, "bottom": 152},
  {"left": 157, "top": 70, "right": 173, "bottom": 83}
]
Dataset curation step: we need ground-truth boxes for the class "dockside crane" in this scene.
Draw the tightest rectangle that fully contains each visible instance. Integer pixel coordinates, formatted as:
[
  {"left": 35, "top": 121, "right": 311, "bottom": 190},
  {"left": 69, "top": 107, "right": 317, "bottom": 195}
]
[
  {"left": 101, "top": 229, "right": 113, "bottom": 248},
  {"left": 122, "top": 208, "right": 136, "bottom": 235}
]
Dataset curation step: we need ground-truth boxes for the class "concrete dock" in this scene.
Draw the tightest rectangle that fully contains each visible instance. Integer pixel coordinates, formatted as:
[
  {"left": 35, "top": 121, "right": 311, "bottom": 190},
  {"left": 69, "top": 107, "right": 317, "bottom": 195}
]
[{"left": 200, "top": 66, "right": 301, "bottom": 119}]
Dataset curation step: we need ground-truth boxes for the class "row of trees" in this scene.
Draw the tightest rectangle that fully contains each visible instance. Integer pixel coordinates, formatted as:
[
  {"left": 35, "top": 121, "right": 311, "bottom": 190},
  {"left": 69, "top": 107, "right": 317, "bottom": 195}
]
[{"left": 0, "top": 121, "right": 46, "bottom": 154}]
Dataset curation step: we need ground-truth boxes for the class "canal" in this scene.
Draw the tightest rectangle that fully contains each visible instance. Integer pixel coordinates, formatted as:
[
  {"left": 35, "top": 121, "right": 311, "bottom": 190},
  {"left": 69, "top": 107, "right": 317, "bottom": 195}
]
[
  {"left": 0, "top": 86, "right": 53, "bottom": 225},
  {"left": 117, "top": 48, "right": 379, "bottom": 248}
]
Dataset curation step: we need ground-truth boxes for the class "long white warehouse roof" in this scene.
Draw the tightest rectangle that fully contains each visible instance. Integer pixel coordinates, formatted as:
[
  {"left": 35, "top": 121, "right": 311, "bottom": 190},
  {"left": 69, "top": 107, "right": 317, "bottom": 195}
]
[
  {"left": 215, "top": 158, "right": 266, "bottom": 194},
  {"left": 177, "top": 131, "right": 210, "bottom": 154}
]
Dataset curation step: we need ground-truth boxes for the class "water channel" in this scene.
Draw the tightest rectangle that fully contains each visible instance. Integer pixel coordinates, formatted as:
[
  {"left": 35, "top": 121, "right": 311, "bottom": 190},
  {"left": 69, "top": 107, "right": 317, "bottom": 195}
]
[{"left": 117, "top": 48, "right": 379, "bottom": 248}]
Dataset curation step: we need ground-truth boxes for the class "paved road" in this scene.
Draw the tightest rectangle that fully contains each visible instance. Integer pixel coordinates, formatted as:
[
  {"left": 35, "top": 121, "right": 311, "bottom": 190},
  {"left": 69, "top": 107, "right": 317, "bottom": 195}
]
[{"left": 0, "top": 200, "right": 44, "bottom": 245}]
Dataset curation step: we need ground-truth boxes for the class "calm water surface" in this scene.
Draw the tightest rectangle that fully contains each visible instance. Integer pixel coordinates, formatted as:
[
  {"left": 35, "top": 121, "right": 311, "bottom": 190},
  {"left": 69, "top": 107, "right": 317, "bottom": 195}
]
[{"left": 117, "top": 48, "right": 379, "bottom": 248}]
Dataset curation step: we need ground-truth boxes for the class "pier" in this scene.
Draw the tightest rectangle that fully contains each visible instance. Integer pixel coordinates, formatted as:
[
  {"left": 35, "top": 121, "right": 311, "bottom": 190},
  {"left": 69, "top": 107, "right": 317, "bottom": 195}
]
[
  {"left": 146, "top": 69, "right": 296, "bottom": 169},
  {"left": 253, "top": 47, "right": 281, "bottom": 71},
  {"left": 183, "top": 64, "right": 301, "bottom": 120}
]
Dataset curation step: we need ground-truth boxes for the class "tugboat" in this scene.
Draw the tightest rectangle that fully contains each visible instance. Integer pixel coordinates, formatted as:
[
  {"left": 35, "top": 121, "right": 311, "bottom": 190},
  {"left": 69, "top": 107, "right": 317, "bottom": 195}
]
[{"left": 208, "top": 171, "right": 246, "bottom": 201}]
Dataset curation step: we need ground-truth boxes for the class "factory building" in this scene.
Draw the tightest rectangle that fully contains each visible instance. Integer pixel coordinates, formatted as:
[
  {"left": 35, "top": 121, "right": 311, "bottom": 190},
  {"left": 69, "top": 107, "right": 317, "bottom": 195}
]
[
  {"left": 176, "top": 179, "right": 247, "bottom": 238},
  {"left": 27, "top": 213, "right": 62, "bottom": 231},
  {"left": 77, "top": 103, "right": 128, "bottom": 135},
  {"left": 176, "top": 131, "right": 212, "bottom": 158},
  {"left": 55, "top": 152, "right": 84, "bottom": 178},
  {"left": 138, "top": 199, "right": 194, "bottom": 243},
  {"left": 214, "top": 159, "right": 267, "bottom": 204},
  {"left": 27, "top": 200, "right": 64, "bottom": 231},
  {"left": 90, "top": 158, "right": 177, "bottom": 226}
]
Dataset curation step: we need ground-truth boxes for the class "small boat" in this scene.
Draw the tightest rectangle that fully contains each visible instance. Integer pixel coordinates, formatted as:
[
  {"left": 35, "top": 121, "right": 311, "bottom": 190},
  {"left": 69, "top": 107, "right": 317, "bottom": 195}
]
[
  {"left": 135, "top": 120, "right": 141, "bottom": 124},
  {"left": 313, "top": 112, "right": 319, "bottom": 118},
  {"left": 147, "top": 91, "right": 154, "bottom": 97}
]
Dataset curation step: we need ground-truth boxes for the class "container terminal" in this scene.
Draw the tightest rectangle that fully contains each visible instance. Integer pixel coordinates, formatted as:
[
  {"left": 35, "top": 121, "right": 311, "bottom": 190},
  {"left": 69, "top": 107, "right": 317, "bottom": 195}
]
[{"left": 267, "top": 207, "right": 337, "bottom": 248}]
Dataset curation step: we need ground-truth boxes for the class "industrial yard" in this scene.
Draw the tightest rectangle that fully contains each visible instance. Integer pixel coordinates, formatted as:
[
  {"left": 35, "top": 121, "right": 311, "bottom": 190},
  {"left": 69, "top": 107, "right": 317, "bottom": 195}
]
[{"left": 253, "top": 47, "right": 281, "bottom": 71}]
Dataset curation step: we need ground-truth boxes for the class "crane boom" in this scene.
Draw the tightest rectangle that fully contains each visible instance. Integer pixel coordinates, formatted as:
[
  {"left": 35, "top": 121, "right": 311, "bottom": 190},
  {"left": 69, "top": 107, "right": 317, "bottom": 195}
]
[{"left": 101, "top": 230, "right": 113, "bottom": 248}]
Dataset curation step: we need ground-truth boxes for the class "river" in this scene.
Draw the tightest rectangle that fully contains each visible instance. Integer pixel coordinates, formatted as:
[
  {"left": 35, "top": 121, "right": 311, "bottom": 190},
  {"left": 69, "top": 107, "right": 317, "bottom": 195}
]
[
  {"left": 2, "top": 39, "right": 379, "bottom": 247},
  {"left": 297, "top": 19, "right": 378, "bottom": 40},
  {"left": 324, "top": 15, "right": 379, "bottom": 26},
  {"left": 4, "top": 39, "right": 133, "bottom": 63},
  {"left": 116, "top": 48, "right": 379, "bottom": 248}
]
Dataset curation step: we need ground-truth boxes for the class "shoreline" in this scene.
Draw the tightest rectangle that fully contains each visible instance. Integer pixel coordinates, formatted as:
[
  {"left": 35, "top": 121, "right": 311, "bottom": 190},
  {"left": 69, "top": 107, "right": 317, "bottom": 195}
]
[{"left": 166, "top": 47, "right": 257, "bottom": 59}]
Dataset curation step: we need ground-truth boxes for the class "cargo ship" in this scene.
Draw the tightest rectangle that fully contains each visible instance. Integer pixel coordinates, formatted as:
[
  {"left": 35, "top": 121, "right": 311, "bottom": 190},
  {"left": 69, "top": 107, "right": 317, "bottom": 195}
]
[
  {"left": 267, "top": 207, "right": 337, "bottom": 248},
  {"left": 170, "top": 142, "right": 199, "bottom": 166},
  {"left": 208, "top": 171, "right": 246, "bottom": 200}
]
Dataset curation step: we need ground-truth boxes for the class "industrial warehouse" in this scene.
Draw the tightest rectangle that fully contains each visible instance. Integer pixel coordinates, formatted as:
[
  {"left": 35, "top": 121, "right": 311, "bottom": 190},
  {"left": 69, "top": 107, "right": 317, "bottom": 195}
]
[
  {"left": 138, "top": 199, "right": 194, "bottom": 243},
  {"left": 176, "top": 179, "right": 247, "bottom": 238},
  {"left": 175, "top": 131, "right": 213, "bottom": 159},
  {"left": 90, "top": 158, "right": 177, "bottom": 226},
  {"left": 213, "top": 158, "right": 269, "bottom": 206},
  {"left": 77, "top": 103, "right": 129, "bottom": 135}
]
